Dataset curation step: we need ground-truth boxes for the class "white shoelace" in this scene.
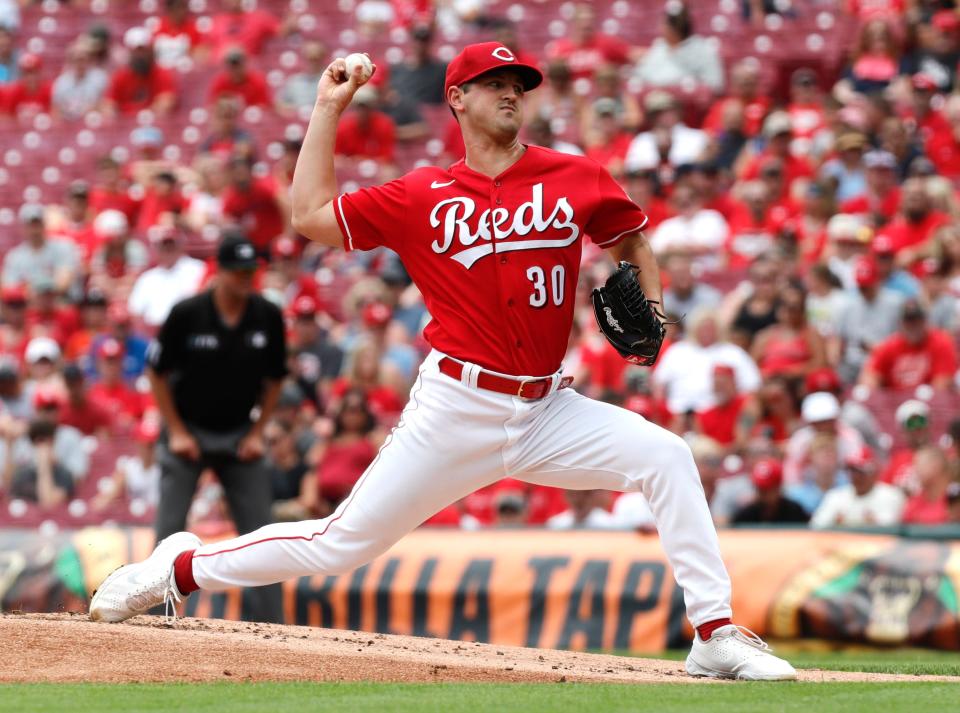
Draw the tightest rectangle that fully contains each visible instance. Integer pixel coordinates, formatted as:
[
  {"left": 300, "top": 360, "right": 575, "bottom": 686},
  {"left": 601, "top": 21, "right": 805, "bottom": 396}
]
[
  {"left": 728, "top": 626, "right": 773, "bottom": 653},
  {"left": 163, "top": 583, "right": 182, "bottom": 625}
]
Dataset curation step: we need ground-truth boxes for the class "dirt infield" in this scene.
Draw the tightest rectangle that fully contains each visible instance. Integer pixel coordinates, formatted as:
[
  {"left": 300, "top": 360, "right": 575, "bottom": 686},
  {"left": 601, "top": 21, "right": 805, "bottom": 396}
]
[{"left": 0, "top": 613, "right": 954, "bottom": 684}]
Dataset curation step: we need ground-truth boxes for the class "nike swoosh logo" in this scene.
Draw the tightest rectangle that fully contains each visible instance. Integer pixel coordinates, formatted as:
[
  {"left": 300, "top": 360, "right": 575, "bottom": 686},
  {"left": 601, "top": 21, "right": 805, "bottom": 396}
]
[{"left": 430, "top": 179, "right": 456, "bottom": 189}]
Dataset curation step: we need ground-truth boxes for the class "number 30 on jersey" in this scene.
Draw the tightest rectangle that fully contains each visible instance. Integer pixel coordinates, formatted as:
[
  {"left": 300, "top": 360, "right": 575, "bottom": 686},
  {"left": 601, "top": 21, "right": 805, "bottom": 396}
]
[{"left": 526, "top": 265, "right": 565, "bottom": 308}]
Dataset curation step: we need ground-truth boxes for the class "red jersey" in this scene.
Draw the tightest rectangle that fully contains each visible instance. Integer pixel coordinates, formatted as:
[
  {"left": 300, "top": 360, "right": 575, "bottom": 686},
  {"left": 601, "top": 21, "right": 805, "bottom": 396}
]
[
  {"left": 153, "top": 15, "right": 205, "bottom": 56},
  {"left": 89, "top": 186, "right": 140, "bottom": 224},
  {"left": 883, "top": 211, "right": 951, "bottom": 254},
  {"left": 59, "top": 397, "right": 114, "bottom": 435},
  {"left": 901, "top": 493, "right": 949, "bottom": 525},
  {"left": 335, "top": 111, "right": 397, "bottom": 162},
  {"left": 3, "top": 79, "right": 52, "bottom": 115},
  {"left": 840, "top": 188, "right": 901, "bottom": 223},
  {"left": 136, "top": 187, "right": 187, "bottom": 234},
  {"left": 106, "top": 65, "right": 177, "bottom": 114},
  {"left": 207, "top": 10, "right": 279, "bottom": 59},
  {"left": 880, "top": 448, "right": 915, "bottom": 488},
  {"left": 696, "top": 394, "right": 746, "bottom": 446},
  {"left": 207, "top": 69, "right": 271, "bottom": 107},
  {"left": 546, "top": 35, "right": 630, "bottom": 79},
  {"left": 334, "top": 145, "right": 648, "bottom": 375},
  {"left": 741, "top": 152, "right": 814, "bottom": 192},
  {"left": 865, "top": 329, "right": 958, "bottom": 389},
  {"left": 584, "top": 132, "right": 633, "bottom": 173},
  {"left": 88, "top": 381, "right": 145, "bottom": 420},
  {"left": 222, "top": 177, "right": 284, "bottom": 251},
  {"left": 926, "top": 132, "right": 960, "bottom": 179}
]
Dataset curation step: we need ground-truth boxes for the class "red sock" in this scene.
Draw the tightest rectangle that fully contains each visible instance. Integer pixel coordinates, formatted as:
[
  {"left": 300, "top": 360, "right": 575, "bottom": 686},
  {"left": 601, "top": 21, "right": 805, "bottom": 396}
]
[
  {"left": 697, "top": 618, "right": 732, "bottom": 641},
  {"left": 173, "top": 549, "right": 198, "bottom": 595}
]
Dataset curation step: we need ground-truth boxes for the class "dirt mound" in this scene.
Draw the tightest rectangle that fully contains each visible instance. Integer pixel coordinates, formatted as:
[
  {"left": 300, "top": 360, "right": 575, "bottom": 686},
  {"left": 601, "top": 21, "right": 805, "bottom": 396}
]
[{"left": 0, "top": 613, "right": 953, "bottom": 684}]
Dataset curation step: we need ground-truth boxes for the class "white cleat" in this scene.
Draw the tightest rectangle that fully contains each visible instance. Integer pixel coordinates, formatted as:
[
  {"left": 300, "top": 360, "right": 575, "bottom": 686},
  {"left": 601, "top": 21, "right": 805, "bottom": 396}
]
[
  {"left": 685, "top": 624, "right": 798, "bottom": 681},
  {"left": 89, "top": 531, "right": 202, "bottom": 623}
]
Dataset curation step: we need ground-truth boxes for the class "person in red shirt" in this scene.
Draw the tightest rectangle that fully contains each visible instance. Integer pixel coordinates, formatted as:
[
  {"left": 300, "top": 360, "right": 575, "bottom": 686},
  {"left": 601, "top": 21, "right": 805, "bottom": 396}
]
[
  {"left": 882, "top": 178, "right": 951, "bottom": 264},
  {"left": 702, "top": 60, "right": 771, "bottom": 139},
  {"left": 136, "top": 170, "right": 187, "bottom": 235},
  {"left": 207, "top": 0, "right": 285, "bottom": 61},
  {"left": 901, "top": 445, "right": 954, "bottom": 525},
  {"left": 48, "top": 181, "right": 98, "bottom": 263},
  {"left": 725, "top": 179, "right": 784, "bottom": 268},
  {"left": 198, "top": 96, "right": 255, "bottom": 159},
  {"left": 63, "top": 288, "right": 108, "bottom": 364},
  {"left": 926, "top": 93, "right": 960, "bottom": 179},
  {"left": 696, "top": 365, "right": 747, "bottom": 448},
  {"left": 88, "top": 338, "right": 145, "bottom": 431},
  {"left": 206, "top": 46, "right": 271, "bottom": 108},
  {"left": 334, "top": 86, "right": 397, "bottom": 163},
  {"left": 584, "top": 97, "right": 633, "bottom": 178},
  {"left": 739, "top": 112, "right": 815, "bottom": 194},
  {"left": 752, "top": 283, "right": 826, "bottom": 379},
  {"left": 102, "top": 27, "right": 177, "bottom": 117},
  {"left": 786, "top": 68, "right": 825, "bottom": 144},
  {"left": 839, "top": 149, "right": 901, "bottom": 227},
  {"left": 544, "top": 3, "right": 631, "bottom": 79},
  {"left": 861, "top": 299, "right": 958, "bottom": 390},
  {"left": 59, "top": 363, "right": 113, "bottom": 437},
  {"left": 905, "top": 73, "right": 951, "bottom": 147},
  {"left": 89, "top": 155, "right": 140, "bottom": 226},
  {"left": 3, "top": 53, "right": 52, "bottom": 118},
  {"left": 152, "top": 0, "right": 207, "bottom": 68},
  {"left": 221, "top": 154, "right": 285, "bottom": 254},
  {"left": 881, "top": 399, "right": 933, "bottom": 489},
  {"left": 0, "top": 286, "right": 30, "bottom": 360}
]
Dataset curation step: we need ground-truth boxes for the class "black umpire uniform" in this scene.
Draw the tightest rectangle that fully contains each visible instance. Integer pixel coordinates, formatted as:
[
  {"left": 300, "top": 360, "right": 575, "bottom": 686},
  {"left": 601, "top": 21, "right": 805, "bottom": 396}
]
[{"left": 148, "top": 234, "right": 286, "bottom": 623}]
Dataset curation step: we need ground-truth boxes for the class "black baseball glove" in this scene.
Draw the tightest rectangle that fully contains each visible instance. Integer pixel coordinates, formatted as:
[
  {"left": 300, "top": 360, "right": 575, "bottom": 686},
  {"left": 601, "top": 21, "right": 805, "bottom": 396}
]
[{"left": 591, "top": 262, "right": 669, "bottom": 367}]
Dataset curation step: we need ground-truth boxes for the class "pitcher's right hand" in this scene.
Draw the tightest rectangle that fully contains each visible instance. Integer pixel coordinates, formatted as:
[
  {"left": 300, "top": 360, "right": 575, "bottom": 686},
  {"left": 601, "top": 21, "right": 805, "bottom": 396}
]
[{"left": 315, "top": 55, "right": 376, "bottom": 114}]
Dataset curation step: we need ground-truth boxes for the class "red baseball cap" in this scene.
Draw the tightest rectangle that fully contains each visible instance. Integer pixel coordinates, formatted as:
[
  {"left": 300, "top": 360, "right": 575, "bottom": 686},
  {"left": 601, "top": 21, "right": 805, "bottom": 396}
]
[
  {"left": 1, "top": 284, "right": 27, "bottom": 304},
  {"left": 362, "top": 301, "right": 392, "bottom": 328},
  {"left": 291, "top": 294, "right": 318, "bottom": 318},
  {"left": 98, "top": 338, "right": 123, "bottom": 359},
  {"left": 853, "top": 256, "right": 879, "bottom": 287},
  {"left": 135, "top": 419, "right": 161, "bottom": 443},
  {"left": 272, "top": 236, "right": 299, "bottom": 259},
  {"left": 18, "top": 53, "right": 41, "bottom": 71},
  {"left": 932, "top": 10, "right": 960, "bottom": 33},
  {"left": 871, "top": 233, "right": 896, "bottom": 255},
  {"left": 751, "top": 458, "right": 783, "bottom": 490},
  {"left": 912, "top": 73, "right": 939, "bottom": 92},
  {"left": 33, "top": 385, "right": 66, "bottom": 410},
  {"left": 444, "top": 42, "right": 543, "bottom": 97}
]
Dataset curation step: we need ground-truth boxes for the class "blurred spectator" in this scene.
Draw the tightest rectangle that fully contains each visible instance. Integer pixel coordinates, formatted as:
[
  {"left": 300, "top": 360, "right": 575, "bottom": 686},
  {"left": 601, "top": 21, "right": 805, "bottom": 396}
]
[
  {"left": 785, "top": 432, "right": 845, "bottom": 514},
  {"left": 632, "top": 1, "right": 723, "bottom": 92},
  {"left": 330, "top": 339, "right": 404, "bottom": 422},
  {"left": 524, "top": 116, "right": 583, "bottom": 156},
  {"left": 184, "top": 155, "right": 228, "bottom": 233},
  {"left": 691, "top": 435, "right": 754, "bottom": 525},
  {"left": 47, "top": 181, "right": 97, "bottom": 262},
  {"left": 695, "top": 365, "right": 748, "bottom": 448},
  {"left": 725, "top": 180, "right": 782, "bottom": 269},
  {"left": 128, "top": 228, "right": 205, "bottom": 329},
  {"left": 881, "top": 399, "right": 933, "bottom": 489},
  {"left": 861, "top": 299, "right": 958, "bottom": 390},
  {"left": 89, "top": 210, "right": 149, "bottom": 297},
  {"left": 878, "top": 114, "right": 923, "bottom": 181},
  {"left": 836, "top": 19, "right": 901, "bottom": 98},
  {"left": 546, "top": 3, "right": 631, "bottom": 80},
  {"left": 811, "top": 445, "right": 905, "bottom": 528},
  {"left": 649, "top": 182, "right": 729, "bottom": 273},
  {"left": 304, "top": 388, "right": 378, "bottom": 514},
  {"left": 653, "top": 308, "right": 761, "bottom": 416},
  {"left": 927, "top": 93, "right": 960, "bottom": 179},
  {"left": 919, "top": 257, "right": 958, "bottom": 331},
  {"left": 582, "top": 64, "right": 642, "bottom": 137},
  {"left": 89, "top": 156, "right": 140, "bottom": 225},
  {"left": 805, "top": 265, "right": 847, "bottom": 338},
  {"left": 2, "top": 204, "right": 80, "bottom": 295},
  {"left": 752, "top": 283, "right": 826, "bottom": 379},
  {"left": 783, "top": 392, "right": 865, "bottom": 485},
  {"left": 263, "top": 237, "right": 319, "bottom": 308},
  {"left": 95, "top": 303, "right": 149, "bottom": 381},
  {"left": 199, "top": 96, "right": 255, "bottom": 160},
  {"left": 85, "top": 24, "right": 112, "bottom": 68},
  {"left": 822, "top": 213, "right": 872, "bottom": 288},
  {"left": 0, "top": 23, "right": 16, "bottom": 83},
  {"left": 901, "top": 445, "right": 955, "bottom": 525},
  {"left": 265, "top": 417, "right": 311, "bottom": 522},
  {"left": 582, "top": 97, "right": 634, "bottom": 177},
  {"left": 0, "top": 358, "right": 30, "bottom": 420},
  {"left": 387, "top": 23, "right": 446, "bottom": 105},
  {"left": 491, "top": 480, "right": 532, "bottom": 528},
  {"left": 740, "top": 112, "right": 814, "bottom": 192},
  {"left": 288, "top": 295, "right": 344, "bottom": 406},
  {"left": 883, "top": 178, "right": 950, "bottom": 265},
  {"left": 625, "top": 91, "right": 709, "bottom": 174},
  {"left": 277, "top": 40, "right": 326, "bottom": 115},
  {"left": 0, "top": 417, "right": 74, "bottom": 508},
  {"left": 136, "top": 169, "right": 187, "bottom": 235},
  {"left": 63, "top": 288, "right": 108, "bottom": 365},
  {"left": 222, "top": 154, "right": 285, "bottom": 254},
  {"left": 88, "top": 338, "right": 146, "bottom": 430},
  {"left": 51, "top": 37, "right": 107, "bottom": 121},
  {"left": 731, "top": 458, "right": 809, "bottom": 524},
  {"left": 898, "top": 11, "right": 960, "bottom": 93},
  {"left": 0, "top": 285, "right": 29, "bottom": 359},
  {"left": 152, "top": 0, "right": 207, "bottom": 69},
  {"left": 102, "top": 27, "right": 177, "bottom": 117},
  {"left": 662, "top": 254, "right": 722, "bottom": 318},
  {"left": 804, "top": 367, "right": 881, "bottom": 450},
  {"left": 790, "top": 183, "right": 836, "bottom": 267},
  {"left": 523, "top": 59, "right": 584, "bottom": 146},
  {"left": 334, "top": 86, "right": 397, "bottom": 163},
  {"left": 207, "top": 0, "right": 287, "bottom": 61},
  {"left": 703, "top": 59, "right": 769, "bottom": 139},
  {"left": 3, "top": 53, "right": 51, "bottom": 118},
  {"left": 727, "top": 257, "right": 781, "bottom": 349},
  {"left": 547, "top": 490, "right": 618, "bottom": 529},
  {"left": 93, "top": 419, "right": 161, "bottom": 512},
  {"left": 0, "top": 385, "right": 88, "bottom": 481},
  {"left": 821, "top": 132, "right": 868, "bottom": 202},
  {"left": 840, "top": 150, "right": 900, "bottom": 226},
  {"left": 738, "top": 375, "right": 802, "bottom": 446},
  {"left": 59, "top": 363, "right": 112, "bottom": 438},
  {"left": 831, "top": 255, "right": 904, "bottom": 382},
  {"left": 870, "top": 233, "right": 921, "bottom": 297},
  {"left": 24, "top": 336, "right": 63, "bottom": 391},
  {"left": 207, "top": 46, "right": 271, "bottom": 108}
]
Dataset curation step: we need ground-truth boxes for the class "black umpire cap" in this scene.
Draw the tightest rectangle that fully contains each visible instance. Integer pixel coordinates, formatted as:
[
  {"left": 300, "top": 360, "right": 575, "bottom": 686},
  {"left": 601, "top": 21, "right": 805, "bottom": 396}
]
[{"left": 217, "top": 232, "right": 258, "bottom": 271}]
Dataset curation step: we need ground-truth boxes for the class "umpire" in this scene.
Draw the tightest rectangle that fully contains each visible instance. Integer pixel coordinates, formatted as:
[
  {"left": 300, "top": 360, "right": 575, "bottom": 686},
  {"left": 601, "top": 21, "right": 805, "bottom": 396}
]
[{"left": 147, "top": 232, "right": 286, "bottom": 623}]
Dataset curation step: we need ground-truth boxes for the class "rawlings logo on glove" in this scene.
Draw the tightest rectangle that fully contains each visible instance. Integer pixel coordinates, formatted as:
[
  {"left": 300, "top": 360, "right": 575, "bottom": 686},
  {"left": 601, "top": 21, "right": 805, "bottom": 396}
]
[{"left": 591, "top": 262, "right": 671, "bottom": 367}]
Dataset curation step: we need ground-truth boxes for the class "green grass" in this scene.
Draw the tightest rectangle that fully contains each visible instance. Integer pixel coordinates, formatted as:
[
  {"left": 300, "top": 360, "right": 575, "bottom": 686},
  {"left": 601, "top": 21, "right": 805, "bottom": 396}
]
[
  {"left": 637, "top": 647, "right": 960, "bottom": 677},
  {"left": 1, "top": 682, "right": 958, "bottom": 713}
]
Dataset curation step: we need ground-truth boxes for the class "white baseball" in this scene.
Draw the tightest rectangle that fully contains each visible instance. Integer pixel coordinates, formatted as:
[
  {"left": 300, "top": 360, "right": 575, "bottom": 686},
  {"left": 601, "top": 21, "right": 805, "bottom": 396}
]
[{"left": 344, "top": 53, "right": 374, "bottom": 84}]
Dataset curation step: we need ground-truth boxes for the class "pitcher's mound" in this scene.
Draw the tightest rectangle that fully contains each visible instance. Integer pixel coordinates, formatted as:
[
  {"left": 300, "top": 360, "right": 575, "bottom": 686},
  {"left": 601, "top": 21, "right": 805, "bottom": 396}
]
[{"left": 0, "top": 613, "right": 951, "bottom": 684}]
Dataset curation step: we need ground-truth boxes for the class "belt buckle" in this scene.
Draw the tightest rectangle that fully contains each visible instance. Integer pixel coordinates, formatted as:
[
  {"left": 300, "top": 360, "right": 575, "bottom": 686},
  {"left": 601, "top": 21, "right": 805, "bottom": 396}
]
[{"left": 517, "top": 377, "right": 550, "bottom": 401}]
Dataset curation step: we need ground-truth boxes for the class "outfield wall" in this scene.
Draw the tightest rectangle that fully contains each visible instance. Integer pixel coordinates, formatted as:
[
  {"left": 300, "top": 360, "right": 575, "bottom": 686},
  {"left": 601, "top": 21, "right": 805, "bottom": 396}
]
[{"left": 3, "top": 528, "right": 960, "bottom": 651}]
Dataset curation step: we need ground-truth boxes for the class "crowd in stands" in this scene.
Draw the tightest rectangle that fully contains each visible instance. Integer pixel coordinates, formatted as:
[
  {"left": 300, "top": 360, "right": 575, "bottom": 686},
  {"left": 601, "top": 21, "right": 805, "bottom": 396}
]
[{"left": 0, "top": 0, "right": 959, "bottom": 535}]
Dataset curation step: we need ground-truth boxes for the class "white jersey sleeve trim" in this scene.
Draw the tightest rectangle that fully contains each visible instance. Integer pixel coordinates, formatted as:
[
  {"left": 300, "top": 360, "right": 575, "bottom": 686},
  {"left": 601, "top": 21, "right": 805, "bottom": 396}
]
[
  {"left": 595, "top": 215, "right": 650, "bottom": 248},
  {"left": 336, "top": 194, "right": 355, "bottom": 251}
]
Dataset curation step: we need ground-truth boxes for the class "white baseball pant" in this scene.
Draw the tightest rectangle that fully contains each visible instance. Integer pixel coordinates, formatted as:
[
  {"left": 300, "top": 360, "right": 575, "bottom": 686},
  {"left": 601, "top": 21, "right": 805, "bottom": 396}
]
[{"left": 191, "top": 350, "right": 732, "bottom": 626}]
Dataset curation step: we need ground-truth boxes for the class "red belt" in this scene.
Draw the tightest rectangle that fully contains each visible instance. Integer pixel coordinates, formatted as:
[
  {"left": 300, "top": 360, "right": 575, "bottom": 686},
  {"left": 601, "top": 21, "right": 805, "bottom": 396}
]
[{"left": 438, "top": 357, "right": 573, "bottom": 401}]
